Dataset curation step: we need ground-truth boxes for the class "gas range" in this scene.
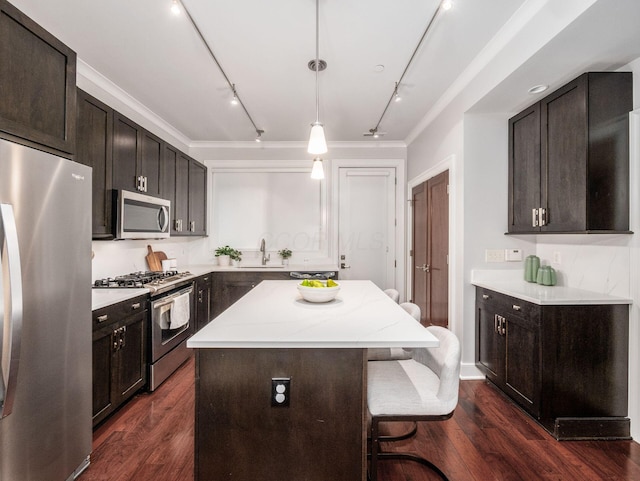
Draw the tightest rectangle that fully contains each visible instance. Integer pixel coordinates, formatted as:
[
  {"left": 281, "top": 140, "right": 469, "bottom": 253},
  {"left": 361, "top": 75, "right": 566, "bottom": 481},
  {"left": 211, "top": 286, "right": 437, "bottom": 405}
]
[{"left": 93, "top": 270, "right": 195, "bottom": 296}]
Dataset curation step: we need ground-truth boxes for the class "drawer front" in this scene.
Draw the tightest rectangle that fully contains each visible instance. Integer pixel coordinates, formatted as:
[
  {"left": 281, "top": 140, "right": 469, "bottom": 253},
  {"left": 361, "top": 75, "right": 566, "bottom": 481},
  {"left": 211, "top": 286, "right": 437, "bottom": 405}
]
[
  {"left": 93, "top": 294, "right": 148, "bottom": 329},
  {"left": 476, "top": 287, "right": 540, "bottom": 325}
]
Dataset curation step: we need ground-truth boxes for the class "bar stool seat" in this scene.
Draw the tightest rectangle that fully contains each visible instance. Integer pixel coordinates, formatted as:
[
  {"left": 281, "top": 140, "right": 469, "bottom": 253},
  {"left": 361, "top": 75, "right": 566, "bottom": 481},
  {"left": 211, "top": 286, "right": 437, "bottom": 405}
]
[{"left": 367, "top": 326, "right": 461, "bottom": 481}]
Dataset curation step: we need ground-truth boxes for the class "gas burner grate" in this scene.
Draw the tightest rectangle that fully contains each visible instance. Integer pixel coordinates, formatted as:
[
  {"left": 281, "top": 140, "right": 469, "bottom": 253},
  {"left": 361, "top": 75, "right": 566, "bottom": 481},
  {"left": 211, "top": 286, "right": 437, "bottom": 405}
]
[{"left": 93, "top": 270, "right": 182, "bottom": 288}]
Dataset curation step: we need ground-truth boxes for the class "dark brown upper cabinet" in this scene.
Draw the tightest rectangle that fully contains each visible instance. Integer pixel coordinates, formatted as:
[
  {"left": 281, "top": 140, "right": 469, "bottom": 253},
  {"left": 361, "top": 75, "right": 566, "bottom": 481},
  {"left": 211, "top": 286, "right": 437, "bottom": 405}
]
[
  {"left": 508, "top": 72, "right": 632, "bottom": 234},
  {"left": 162, "top": 146, "right": 206, "bottom": 237},
  {"left": 112, "top": 112, "right": 163, "bottom": 197},
  {"left": 188, "top": 158, "right": 207, "bottom": 236},
  {"left": 0, "top": 0, "right": 76, "bottom": 155},
  {"left": 76, "top": 89, "right": 114, "bottom": 239}
]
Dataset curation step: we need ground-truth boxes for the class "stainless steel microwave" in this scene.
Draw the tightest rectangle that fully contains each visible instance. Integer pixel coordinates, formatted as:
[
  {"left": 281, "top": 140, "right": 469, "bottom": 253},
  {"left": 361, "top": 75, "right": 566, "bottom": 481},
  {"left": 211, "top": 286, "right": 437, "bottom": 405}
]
[{"left": 115, "top": 190, "right": 170, "bottom": 239}]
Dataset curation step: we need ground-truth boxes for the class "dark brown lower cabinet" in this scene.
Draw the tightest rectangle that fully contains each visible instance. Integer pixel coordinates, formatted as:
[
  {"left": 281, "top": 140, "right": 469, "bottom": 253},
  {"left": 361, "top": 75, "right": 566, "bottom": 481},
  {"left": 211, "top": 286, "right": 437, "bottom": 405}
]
[
  {"left": 195, "top": 274, "right": 212, "bottom": 331},
  {"left": 92, "top": 295, "right": 148, "bottom": 427},
  {"left": 476, "top": 287, "right": 629, "bottom": 440},
  {"left": 211, "top": 271, "right": 292, "bottom": 318}
]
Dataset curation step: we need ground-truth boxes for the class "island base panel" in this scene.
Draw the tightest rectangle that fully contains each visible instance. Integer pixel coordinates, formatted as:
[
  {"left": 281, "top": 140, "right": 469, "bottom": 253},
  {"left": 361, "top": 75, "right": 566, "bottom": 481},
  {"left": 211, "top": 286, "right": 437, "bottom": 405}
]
[{"left": 195, "top": 348, "right": 366, "bottom": 481}]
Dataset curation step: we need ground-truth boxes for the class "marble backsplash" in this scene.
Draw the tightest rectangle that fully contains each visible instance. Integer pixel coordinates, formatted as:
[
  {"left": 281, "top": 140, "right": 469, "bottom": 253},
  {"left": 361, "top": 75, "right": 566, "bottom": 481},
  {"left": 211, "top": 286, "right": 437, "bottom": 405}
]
[{"left": 534, "top": 235, "right": 631, "bottom": 298}]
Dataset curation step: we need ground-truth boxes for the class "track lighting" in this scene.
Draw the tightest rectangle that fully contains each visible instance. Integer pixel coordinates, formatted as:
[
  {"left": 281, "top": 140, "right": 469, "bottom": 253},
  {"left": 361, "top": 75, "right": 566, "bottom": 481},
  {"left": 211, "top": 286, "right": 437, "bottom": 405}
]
[
  {"left": 311, "top": 157, "right": 325, "bottom": 180},
  {"left": 393, "top": 82, "right": 401, "bottom": 102},
  {"left": 175, "top": 0, "right": 264, "bottom": 141},
  {"left": 308, "top": 0, "right": 328, "bottom": 156},
  {"left": 231, "top": 85, "right": 239, "bottom": 105},
  {"left": 365, "top": 0, "right": 449, "bottom": 138}
]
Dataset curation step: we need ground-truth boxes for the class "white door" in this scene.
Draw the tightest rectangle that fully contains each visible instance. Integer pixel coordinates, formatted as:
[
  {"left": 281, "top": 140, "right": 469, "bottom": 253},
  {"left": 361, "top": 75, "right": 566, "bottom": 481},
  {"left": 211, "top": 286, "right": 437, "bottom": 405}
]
[{"left": 338, "top": 168, "right": 396, "bottom": 289}]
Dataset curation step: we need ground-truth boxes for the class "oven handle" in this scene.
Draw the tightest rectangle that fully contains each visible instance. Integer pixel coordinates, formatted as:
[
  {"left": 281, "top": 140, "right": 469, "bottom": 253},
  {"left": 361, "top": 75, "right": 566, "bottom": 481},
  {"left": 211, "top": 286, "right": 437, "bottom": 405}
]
[{"left": 152, "top": 285, "right": 193, "bottom": 309}]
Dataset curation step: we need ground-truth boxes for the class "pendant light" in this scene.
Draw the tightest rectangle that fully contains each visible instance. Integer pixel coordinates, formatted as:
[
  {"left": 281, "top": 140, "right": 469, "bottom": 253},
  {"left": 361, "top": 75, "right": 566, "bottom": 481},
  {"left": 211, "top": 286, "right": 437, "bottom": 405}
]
[
  {"left": 308, "top": 0, "right": 327, "bottom": 155},
  {"left": 311, "top": 157, "right": 324, "bottom": 179}
]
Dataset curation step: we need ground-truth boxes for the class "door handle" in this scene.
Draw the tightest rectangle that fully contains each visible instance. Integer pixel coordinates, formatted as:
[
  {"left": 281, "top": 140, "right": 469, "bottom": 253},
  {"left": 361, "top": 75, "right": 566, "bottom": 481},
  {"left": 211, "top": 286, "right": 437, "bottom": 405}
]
[
  {"left": 0, "top": 204, "right": 24, "bottom": 418},
  {"left": 416, "top": 264, "right": 430, "bottom": 272},
  {"left": 340, "top": 263, "right": 350, "bottom": 269}
]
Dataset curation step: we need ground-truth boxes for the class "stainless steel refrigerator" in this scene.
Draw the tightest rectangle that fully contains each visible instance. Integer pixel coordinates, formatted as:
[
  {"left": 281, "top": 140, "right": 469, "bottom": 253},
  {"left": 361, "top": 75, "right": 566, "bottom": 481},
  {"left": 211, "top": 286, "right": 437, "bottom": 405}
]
[{"left": 0, "top": 138, "right": 92, "bottom": 480}]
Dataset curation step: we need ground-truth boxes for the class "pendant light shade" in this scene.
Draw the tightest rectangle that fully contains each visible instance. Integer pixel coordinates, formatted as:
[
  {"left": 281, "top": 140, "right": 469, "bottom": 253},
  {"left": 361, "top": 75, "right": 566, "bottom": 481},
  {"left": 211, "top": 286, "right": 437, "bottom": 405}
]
[
  {"left": 308, "top": 122, "right": 327, "bottom": 154},
  {"left": 311, "top": 157, "right": 325, "bottom": 180},
  {"left": 308, "top": 0, "right": 327, "bottom": 160}
]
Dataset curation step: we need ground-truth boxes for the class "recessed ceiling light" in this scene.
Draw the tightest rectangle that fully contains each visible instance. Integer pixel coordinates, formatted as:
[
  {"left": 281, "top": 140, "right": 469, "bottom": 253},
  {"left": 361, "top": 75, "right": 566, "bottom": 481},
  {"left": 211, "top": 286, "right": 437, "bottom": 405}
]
[
  {"left": 528, "top": 84, "right": 548, "bottom": 94},
  {"left": 374, "top": 64, "right": 385, "bottom": 73},
  {"left": 441, "top": 0, "right": 453, "bottom": 11}
]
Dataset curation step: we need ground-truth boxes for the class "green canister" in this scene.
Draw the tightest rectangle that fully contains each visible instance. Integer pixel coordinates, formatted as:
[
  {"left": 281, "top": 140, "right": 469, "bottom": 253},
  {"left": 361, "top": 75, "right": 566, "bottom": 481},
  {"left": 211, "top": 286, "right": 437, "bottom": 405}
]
[{"left": 524, "top": 255, "right": 540, "bottom": 282}]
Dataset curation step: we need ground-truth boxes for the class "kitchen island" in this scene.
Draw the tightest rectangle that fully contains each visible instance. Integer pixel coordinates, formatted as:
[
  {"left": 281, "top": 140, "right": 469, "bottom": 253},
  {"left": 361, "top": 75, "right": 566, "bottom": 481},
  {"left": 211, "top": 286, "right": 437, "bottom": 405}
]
[{"left": 187, "top": 280, "right": 439, "bottom": 481}]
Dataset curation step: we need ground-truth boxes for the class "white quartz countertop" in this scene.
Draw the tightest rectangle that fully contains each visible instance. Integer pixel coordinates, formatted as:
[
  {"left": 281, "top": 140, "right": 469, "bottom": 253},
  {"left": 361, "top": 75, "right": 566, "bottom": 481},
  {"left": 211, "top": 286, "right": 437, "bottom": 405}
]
[
  {"left": 188, "top": 280, "right": 439, "bottom": 349},
  {"left": 92, "top": 288, "right": 149, "bottom": 310},
  {"left": 471, "top": 270, "right": 632, "bottom": 305}
]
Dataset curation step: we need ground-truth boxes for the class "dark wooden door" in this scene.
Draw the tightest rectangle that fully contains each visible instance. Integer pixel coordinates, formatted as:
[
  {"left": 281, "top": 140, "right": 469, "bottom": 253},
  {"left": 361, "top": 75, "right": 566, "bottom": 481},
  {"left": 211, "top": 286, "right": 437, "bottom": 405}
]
[
  {"left": 140, "top": 131, "right": 163, "bottom": 197},
  {"left": 0, "top": 0, "right": 77, "bottom": 155},
  {"left": 508, "top": 104, "right": 541, "bottom": 233},
  {"left": 504, "top": 313, "right": 540, "bottom": 417},
  {"left": 195, "top": 275, "right": 212, "bottom": 330},
  {"left": 92, "top": 325, "right": 114, "bottom": 425},
  {"left": 188, "top": 159, "right": 207, "bottom": 236},
  {"left": 161, "top": 144, "right": 178, "bottom": 233},
  {"left": 114, "top": 311, "right": 147, "bottom": 405},
  {"left": 475, "top": 296, "right": 503, "bottom": 387},
  {"left": 412, "top": 170, "right": 448, "bottom": 327},
  {"left": 76, "top": 89, "right": 113, "bottom": 239},
  {"left": 112, "top": 112, "right": 141, "bottom": 193},
  {"left": 541, "top": 76, "right": 587, "bottom": 232},
  {"left": 174, "top": 153, "right": 190, "bottom": 234},
  {"left": 411, "top": 182, "right": 428, "bottom": 320}
]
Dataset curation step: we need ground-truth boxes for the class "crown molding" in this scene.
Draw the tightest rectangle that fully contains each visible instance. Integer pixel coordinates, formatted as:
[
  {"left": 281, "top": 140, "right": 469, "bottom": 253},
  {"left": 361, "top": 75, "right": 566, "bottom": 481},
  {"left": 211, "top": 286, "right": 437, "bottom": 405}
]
[
  {"left": 190, "top": 140, "right": 407, "bottom": 149},
  {"left": 76, "top": 58, "right": 192, "bottom": 147}
]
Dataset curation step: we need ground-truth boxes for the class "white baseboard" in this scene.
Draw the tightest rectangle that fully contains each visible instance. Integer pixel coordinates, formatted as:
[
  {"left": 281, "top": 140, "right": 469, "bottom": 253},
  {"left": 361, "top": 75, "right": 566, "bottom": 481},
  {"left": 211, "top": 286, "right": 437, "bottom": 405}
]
[{"left": 460, "top": 362, "right": 484, "bottom": 380}]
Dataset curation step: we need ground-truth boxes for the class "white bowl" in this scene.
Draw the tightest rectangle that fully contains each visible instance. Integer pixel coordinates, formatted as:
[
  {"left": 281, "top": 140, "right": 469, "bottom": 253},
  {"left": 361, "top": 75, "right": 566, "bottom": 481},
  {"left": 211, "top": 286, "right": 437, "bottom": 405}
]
[{"left": 297, "top": 283, "right": 340, "bottom": 303}]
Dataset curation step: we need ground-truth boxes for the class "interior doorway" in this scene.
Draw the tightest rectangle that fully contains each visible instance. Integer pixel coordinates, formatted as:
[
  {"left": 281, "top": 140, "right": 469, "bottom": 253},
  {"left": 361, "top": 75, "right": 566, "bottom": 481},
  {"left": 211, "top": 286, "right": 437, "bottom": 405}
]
[
  {"left": 338, "top": 167, "right": 396, "bottom": 289},
  {"left": 411, "top": 170, "right": 449, "bottom": 327}
]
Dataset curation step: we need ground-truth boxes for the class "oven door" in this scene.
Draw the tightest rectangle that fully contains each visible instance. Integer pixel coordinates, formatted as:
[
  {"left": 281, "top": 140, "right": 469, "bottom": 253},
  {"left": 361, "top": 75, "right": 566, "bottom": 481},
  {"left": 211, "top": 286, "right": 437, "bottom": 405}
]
[{"left": 150, "top": 284, "right": 194, "bottom": 362}]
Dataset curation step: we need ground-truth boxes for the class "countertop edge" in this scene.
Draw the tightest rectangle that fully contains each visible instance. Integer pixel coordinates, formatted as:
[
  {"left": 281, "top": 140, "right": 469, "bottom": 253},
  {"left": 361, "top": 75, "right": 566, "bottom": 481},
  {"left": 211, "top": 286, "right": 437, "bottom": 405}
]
[{"left": 471, "top": 280, "right": 632, "bottom": 305}]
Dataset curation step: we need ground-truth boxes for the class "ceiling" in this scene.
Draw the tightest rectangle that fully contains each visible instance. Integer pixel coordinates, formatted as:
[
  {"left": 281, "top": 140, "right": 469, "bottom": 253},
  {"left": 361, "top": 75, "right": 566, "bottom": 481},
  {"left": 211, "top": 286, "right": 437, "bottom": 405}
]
[{"left": 7, "top": 0, "right": 640, "bottom": 145}]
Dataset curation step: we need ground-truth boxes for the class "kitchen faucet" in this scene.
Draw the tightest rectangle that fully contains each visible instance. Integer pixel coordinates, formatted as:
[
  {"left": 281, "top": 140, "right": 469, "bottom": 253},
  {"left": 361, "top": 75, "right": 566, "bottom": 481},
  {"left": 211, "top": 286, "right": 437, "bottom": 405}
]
[{"left": 260, "top": 238, "right": 270, "bottom": 265}]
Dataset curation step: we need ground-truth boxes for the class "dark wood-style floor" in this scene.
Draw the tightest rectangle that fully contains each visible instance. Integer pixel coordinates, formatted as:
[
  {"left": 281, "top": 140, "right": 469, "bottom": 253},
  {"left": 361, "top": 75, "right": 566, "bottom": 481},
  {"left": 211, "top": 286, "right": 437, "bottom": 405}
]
[{"left": 80, "top": 355, "right": 640, "bottom": 480}]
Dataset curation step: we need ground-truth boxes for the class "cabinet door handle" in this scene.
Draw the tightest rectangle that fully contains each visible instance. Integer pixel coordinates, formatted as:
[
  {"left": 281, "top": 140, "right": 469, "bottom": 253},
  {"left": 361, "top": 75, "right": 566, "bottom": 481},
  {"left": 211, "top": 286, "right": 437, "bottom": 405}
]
[
  {"left": 131, "top": 302, "right": 141, "bottom": 310},
  {"left": 500, "top": 317, "right": 506, "bottom": 336},
  {"left": 512, "top": 304, "right": 521, "bottom": 311},
  {"left": 120, "top": 326, "right": 126, "bottom": 349},
  {"left": 190, "top": 221, "right": 196, "bottom": 232},
  {"left": 494, "top": 314, "right": 499, "bottom": 334},
  {"left": 482, "top": 294, "right": 489, "bottom": 300},
  {"left": 539, "top": 208, "right": 547, "bottom": 226},
  {"left": 97, "top": 314, "right": 109, "bottom": 323},
  {"left": 112, "top": 330, "right": 119, "bottom": 351},
  {"left": 532, "top": 208, "right": 539, "bottom": 227}
]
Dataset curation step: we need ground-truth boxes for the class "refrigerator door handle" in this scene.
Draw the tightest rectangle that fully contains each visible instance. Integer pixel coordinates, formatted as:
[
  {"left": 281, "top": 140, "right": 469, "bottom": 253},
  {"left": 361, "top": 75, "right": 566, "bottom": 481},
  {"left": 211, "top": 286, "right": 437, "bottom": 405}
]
[{"left": 0, "top": 203, "right": 24, "bottom": 419}]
